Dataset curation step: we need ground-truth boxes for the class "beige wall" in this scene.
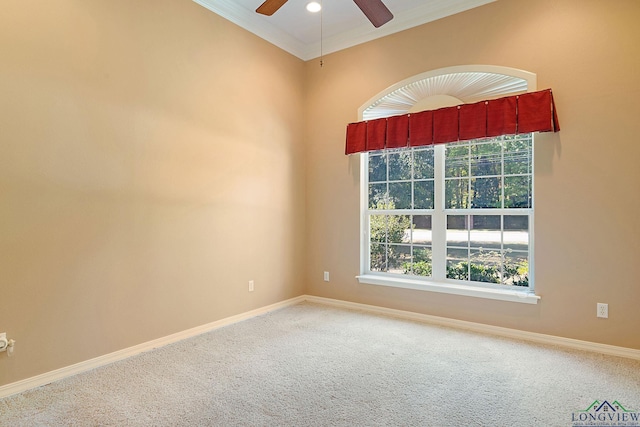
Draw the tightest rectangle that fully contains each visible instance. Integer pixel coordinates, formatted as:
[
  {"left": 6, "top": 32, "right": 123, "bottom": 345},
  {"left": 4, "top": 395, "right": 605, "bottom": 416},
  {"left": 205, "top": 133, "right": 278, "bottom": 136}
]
[
  {"left": 305, "top": 0, "right": 640, "bottom": 349},
  {"left": 0, "top": 0, "right": 306, "bottom": 385}
]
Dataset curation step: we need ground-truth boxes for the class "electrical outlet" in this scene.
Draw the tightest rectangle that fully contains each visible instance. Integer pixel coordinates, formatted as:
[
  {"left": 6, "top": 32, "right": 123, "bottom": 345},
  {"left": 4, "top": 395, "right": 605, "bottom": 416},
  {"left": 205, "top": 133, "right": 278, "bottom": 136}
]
[
  {"left": 248, "top": 280, "right": 254, "bottom": 292},
  {"left": 323, "top": 271, "right": 330, "bottom": 282},
  {"left": 597, "top": 303, "right": 608, "bottom": 318}
]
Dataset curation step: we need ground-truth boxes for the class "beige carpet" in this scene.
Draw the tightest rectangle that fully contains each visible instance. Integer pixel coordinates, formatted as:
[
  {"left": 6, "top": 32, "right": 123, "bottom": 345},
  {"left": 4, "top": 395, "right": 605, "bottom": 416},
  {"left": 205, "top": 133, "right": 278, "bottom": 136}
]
[{"left": 1, "top": 302, "right": 639, "bottom": 426}]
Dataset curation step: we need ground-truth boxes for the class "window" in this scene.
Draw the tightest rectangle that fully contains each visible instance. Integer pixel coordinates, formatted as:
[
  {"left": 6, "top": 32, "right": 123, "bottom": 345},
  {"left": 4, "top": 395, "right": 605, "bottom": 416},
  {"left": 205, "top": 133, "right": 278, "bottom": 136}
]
[
  {"left": 368, "top": 146, "right": 435, "bottom": 277},
  {"left": 364, "top": 133, "right": 532, "bottom": 288},
  {"left": 356, "top": 66, "right": 540, "bottom": 303}
]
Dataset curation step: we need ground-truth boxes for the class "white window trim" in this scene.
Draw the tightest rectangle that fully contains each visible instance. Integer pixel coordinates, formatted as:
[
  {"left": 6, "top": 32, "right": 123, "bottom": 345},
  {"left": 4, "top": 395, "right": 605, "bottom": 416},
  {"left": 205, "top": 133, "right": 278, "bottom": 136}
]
[
  {"left": 357, "top": 65, "right": 539, "bottom": 304},
  {"left": 356, "top": 274, "right": 540, "bottom": 304}
]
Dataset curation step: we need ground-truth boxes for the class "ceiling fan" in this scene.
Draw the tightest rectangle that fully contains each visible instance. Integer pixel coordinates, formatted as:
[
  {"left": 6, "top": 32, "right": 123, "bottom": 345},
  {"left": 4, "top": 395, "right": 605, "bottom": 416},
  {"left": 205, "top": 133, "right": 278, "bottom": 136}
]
[{"left": 256, "top": 0, "right": 394, "bottom": 28}]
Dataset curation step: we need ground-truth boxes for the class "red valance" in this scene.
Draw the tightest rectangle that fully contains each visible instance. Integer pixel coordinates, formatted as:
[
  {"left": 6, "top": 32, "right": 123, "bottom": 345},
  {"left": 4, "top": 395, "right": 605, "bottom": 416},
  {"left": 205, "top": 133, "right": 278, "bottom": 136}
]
[{"left": 345, "top": 89, "right": 560, "bottom": 155}]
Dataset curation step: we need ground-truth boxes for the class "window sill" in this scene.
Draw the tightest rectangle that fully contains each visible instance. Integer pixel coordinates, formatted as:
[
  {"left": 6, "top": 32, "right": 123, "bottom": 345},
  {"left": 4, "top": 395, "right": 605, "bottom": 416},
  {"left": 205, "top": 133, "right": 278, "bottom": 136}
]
[{"left": 356, "top": 275, "right": 540, "bottom": 304}]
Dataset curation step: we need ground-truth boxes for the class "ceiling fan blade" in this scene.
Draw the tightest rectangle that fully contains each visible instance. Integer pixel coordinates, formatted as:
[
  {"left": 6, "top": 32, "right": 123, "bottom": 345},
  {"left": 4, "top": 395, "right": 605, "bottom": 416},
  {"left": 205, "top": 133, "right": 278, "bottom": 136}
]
[
  {"left": 256, "top": 0, "right": 289, "bottom": 16},
  {"left": 353, "top": 0, "right": 394, "bottom": 28}
]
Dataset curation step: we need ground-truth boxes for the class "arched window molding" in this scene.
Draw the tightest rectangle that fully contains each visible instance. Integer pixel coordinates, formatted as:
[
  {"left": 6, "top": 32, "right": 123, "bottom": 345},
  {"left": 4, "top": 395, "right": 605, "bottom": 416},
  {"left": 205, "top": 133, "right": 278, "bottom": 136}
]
[{"left": 359, "top": 65, "right": 537, "bottom": 121}]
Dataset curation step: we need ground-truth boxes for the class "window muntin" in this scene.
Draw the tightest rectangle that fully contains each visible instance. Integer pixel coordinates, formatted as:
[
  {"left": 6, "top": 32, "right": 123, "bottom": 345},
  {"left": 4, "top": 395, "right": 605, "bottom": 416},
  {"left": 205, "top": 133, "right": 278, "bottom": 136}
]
[
  {"left": 444, "top": 136, "right": 532, "bottom": 210},
  {"left": 369, "top": 213, "right": 433, "bottom": 276},
  {"left": 363, "top": 134, "right": 533, "bottom": 290},
  {"left": 445, "top": 214, "right": 530, "bottom": 286},
  {"left": 367, "top": 147, "right": 435, "bottom": 277},
  {"left": 368, "top": 148, "right": 434, "bottom": 211}
]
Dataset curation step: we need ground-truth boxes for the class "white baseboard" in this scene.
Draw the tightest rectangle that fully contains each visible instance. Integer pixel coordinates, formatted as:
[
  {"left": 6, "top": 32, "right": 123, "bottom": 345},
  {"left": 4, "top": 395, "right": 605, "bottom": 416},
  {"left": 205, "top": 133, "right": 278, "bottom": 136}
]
[
  {"left": 0, "top": 296, "right": 305, "bottom": 399},
  {"left": 2, "top": 293, "right": 638, "bottom": 399},
  {"left": 304, "top": 295, "right": 640, "bottom": 361}
]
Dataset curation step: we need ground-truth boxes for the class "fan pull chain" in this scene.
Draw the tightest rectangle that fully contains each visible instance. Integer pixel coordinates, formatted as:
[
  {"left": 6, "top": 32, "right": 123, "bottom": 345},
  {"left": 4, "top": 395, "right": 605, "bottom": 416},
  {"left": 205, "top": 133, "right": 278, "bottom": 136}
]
[{"left": 320, "top": 0, "right": 323, "bottom": 67}]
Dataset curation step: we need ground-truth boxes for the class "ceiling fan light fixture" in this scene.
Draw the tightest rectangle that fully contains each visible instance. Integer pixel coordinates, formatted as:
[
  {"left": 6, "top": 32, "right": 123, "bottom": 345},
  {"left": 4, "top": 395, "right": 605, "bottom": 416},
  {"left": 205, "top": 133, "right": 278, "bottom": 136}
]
[
  {"left": 306, "top": 2, "right": 321, "bottom": 13},
  {"left": 256, "top": 0, "right": 394, "bottom": 29}
]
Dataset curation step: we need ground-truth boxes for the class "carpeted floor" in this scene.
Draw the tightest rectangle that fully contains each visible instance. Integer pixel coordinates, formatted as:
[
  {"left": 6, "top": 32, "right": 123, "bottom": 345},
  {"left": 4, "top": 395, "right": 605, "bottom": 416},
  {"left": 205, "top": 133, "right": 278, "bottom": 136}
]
[{"left": 1, "top": 302, "right": 639, "bottom": 426}]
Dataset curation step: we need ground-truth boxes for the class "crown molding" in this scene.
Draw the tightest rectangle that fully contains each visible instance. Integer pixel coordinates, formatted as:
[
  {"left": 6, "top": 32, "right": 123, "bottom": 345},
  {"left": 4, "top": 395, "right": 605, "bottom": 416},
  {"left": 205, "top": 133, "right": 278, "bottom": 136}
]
[
  {"left": 193, "top": 0, "right": 496, "bottom": 61},
  {"left": 192, "top": 0, "right": 308, "bottom": 59},
  {"left": 304, "top": 0, "right": 496, "bottom": 60}
]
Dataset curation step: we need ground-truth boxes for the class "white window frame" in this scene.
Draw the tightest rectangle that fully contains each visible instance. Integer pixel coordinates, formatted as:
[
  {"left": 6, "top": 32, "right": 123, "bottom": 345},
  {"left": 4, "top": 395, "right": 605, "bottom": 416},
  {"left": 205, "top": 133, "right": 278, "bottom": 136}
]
[{"left": 355, "top": 66, "right": 540, "bottom": 304}]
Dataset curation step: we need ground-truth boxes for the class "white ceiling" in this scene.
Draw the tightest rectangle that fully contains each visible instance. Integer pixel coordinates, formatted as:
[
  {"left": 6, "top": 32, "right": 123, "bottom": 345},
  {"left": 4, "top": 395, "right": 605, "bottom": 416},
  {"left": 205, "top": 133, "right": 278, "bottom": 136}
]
[{"left": 192, "top": 0, "right": 496, "bottom": 61}]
